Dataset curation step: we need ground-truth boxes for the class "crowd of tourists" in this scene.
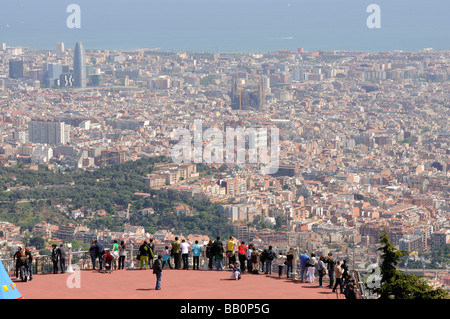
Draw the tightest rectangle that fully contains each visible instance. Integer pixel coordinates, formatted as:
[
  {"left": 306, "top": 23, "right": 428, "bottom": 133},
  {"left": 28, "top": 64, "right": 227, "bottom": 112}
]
[{"left": 11, "top": 236, "right": 357, "bottom": 298}]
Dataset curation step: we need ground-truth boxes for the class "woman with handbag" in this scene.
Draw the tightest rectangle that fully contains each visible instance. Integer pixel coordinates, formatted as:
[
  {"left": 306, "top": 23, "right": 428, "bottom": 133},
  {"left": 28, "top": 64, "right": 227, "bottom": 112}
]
[{"left": 316, "top": 256, "right": 327, "bottom": 288}]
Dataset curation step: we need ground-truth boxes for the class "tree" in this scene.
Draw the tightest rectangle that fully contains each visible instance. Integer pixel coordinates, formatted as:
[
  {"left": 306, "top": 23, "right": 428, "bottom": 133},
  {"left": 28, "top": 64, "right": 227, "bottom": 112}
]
[
  {"left": 368, "top": 227, "right": 448, "bottom": 299},
  {"left": 39, "top": 249, "right": 51, "bottom": 256},
  {"left": 30, "top": 235, "right": 46, "bottom": 250}
]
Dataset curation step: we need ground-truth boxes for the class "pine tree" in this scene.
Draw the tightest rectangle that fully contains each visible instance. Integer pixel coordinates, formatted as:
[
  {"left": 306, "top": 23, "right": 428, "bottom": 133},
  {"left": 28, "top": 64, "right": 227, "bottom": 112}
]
[{"left": 368, "top": 227, "right": 448, "bottom": 299}]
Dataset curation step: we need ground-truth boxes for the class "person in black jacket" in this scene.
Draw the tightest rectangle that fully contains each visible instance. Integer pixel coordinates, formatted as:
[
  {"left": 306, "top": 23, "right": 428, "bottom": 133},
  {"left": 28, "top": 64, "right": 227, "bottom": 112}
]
[
  {"left": 264, "top": 246, "right": 276, "bottom": 275},
  {"left": 344, "top": 277, "right": 357, "bottom": 299},
  {"left": 211, "top": 237, "right": 224, "bottom": 271},
  {"left": 285, "top": 248, "right": 294, "bottom": 278},
  {"left": 206, "top": 240, "right": 213, "bottom": 270},
  {"left": 341, "top": 259, "right": 349, "bottom": 284},
  {"left": 96, "top": 241, "right": 105, "bottom": 271},
  {"left": 25, "top": 247, "right": 33, "bottom": 281},
  {"left": 153, "top": 254, "right": 163, "bottom": 290},
  {"left": 13, "top": 247, "right": 23, "bottom": 279},
  {"left": 51, "top": 244, "right": 59, "bottom": 274},
  {"left": 324, "top": 253, "right": 336, "bottom": 288}
]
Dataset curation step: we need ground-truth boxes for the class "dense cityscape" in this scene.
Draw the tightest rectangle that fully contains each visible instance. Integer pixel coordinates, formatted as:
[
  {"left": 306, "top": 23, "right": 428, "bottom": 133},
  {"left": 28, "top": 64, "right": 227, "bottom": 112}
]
[{"left": 0, "top": 40, "right": 449, "bottom": 298}]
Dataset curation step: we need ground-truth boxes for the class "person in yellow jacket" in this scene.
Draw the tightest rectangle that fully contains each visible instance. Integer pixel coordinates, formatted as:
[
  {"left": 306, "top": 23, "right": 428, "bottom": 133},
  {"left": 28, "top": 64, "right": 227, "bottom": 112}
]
[
  {"left": 139, "top": 241, "right": 154, "bottom": 270},
  {"left": 226, "top": 236, "right": 237, "bottom": 266}
]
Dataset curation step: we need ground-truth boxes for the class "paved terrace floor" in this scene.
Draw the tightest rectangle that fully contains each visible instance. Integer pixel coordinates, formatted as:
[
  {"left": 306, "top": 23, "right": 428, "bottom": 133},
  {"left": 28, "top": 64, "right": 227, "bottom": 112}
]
[{"left": 15, "top": 268, "right": 344, "bottom": 299}]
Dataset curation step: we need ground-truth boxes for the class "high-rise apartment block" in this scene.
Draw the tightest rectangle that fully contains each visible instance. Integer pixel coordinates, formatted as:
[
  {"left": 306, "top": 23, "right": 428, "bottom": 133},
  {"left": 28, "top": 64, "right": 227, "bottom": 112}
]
[{"left": 28, "top": 120, "right": 70, "bottom": 146}]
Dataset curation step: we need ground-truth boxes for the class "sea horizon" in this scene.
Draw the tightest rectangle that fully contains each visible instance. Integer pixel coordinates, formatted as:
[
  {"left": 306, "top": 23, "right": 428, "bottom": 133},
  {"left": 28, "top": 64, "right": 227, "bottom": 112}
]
[{"left": 1, "top": 0, "right": 449, "bottom": 54}]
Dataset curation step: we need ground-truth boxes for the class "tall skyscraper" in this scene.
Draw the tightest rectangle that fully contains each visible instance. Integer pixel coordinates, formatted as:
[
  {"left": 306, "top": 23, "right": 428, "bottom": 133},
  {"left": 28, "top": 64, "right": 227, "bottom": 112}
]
[
  {"left": 56, "top": 42, "right": 65, "bottom": 56},
  {"left": 73, "top": 41, "right": 86, "bottom": 88},
  {"left": 9, "top": 59, "right": 24, "bottom": 79},
  {"left": 47, "top": 63, "right": 63, "bottom": 86}
]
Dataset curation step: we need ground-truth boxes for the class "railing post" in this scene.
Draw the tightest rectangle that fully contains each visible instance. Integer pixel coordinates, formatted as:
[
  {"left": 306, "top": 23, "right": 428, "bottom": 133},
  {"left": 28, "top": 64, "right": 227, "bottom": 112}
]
[{"left": 66, "top": 243, "right": 74, "bottom": 273}]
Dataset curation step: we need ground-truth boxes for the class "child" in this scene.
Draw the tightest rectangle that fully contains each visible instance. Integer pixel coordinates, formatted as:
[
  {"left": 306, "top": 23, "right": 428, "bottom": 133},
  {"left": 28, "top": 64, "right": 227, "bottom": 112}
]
[
  {"left": 229, "top": 262, "right": 241, "bottom": 280},
  {"left": 103, "top": 249, "right": 114, "bottom": 273}
]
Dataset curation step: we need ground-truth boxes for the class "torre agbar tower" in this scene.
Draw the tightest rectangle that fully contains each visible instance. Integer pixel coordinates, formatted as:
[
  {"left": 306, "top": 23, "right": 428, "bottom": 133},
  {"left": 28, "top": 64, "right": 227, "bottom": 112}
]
[{"left": 73, "top": 41, "right": 86, "bottom": 88}]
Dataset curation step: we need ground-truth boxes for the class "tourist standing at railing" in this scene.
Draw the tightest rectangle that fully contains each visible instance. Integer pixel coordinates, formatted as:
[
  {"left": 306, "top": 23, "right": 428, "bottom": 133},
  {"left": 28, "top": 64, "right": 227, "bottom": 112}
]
[
  {"left": 285, "top": 248, "right": 294, "bottom": 278},
  {"left": 332, "top": 260, "right": 344, "bottom": 294},
  {"left": 96, "top": 241, "right": 105, "bottom": 271},
  {"left": 211, "top": 236, "right": 224, "bottom": 271},
  {"left": 112, "top": 240, "right": 120, "bottom": 270},
  {"left": 89, "top": 240, "right": 98, "bottom": 270},
  {"left": 51, "top": 244, "right": 59, "bottom": 274},
  {"left": 316, "top": 256, "right": 326, "bottom": 288},
  {"left": 299, "top": 250, "right": 310, "bottom": 282},
  {"left": 341, "top": 259, "right": 349, "bottom": 284},
  {"left": 18, "top": 251, "right": 29, "bottom": 282},
  {"left": 191, "top": 240, "right": 202, "bottom": 270},
  {"left": 171, "top": 237, "right": 181, "bottom": 269},
  {"left": 324, "top": 253, "right": 336, "bottom": 289},
  {"left": 259, "top": 249, "right": 266, "bottom": 273},
  {"left": 180, "top": 239, "right": 190, "bottom": 270},
  {"left": 238, "top": 241, "right": 247, "bottom": 273},
  {"left": 250, "top": 247, "right": 259, "bottom": 274},
  {"left": 57, "top": 244, "right": 66, "bottom": 274},
  {"left": 247, "top": 244, "right": 254, "bottom": 273},
  {"left": 118, "top": 241, "right": 127, "bottom": 270},
  {"left": 276, "top": 252, "right": 285, "bottom": 278},
  {"left": 307, "top": 253, "right": 317, "bottom": 283},
  {"left": 264, "top": 246, "right": 276, "bottom": 275},
  {"left": 13, "top": 246, "right": 22, "bottom": 280},
  {"left": 206, "top": 240, "right": 213, "bottom": 270},
  {"left": 25, "top": 247, "right": 33, "bottom": 281},
  {"left": 148, "top": 238, "right": 156, "bottom": 269},
  {"left": 162, "top": 246, "right": 173, "bottom": 269},
  {"left": 226, "top": 236, "right": 237, "bottom": 267},
  {"left": 139, "top": 241, "right": 153, "bottom": 270}
]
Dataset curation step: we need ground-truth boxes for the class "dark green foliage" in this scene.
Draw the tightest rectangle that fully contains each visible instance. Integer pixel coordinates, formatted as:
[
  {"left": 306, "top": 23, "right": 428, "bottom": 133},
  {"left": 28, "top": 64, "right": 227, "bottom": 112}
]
[
  {"left": 29, "top": 235, "right": 46, "bottom": 250},
  {"left": 368, "top": 227, "right": 449, "bottom": 299},
  {"left": 0, "top": 156, "right": 234, "bottom": 238}
]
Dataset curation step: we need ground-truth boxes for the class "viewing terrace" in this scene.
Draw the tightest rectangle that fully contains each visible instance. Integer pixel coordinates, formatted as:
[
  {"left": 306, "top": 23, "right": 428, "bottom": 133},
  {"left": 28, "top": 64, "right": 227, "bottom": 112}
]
[{"left": 3, "top": 249, "right": 361, "bottom": 299}]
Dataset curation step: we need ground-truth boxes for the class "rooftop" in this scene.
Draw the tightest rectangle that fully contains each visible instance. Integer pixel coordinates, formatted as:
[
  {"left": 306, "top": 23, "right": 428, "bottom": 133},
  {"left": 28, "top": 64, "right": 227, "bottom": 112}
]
[{"left": 16, "top": 268, "right": 343, "bottom": 299}]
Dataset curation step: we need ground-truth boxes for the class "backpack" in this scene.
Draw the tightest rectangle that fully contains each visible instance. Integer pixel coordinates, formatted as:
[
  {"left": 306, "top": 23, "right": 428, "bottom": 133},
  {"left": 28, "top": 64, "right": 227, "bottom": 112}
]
[
  {"left": 260, "top": 249, "right": 267, "bottom": 262},
  {"left": 266, "top": 250, "right": 275, "bottom": 261},
  {"left": 212, "top": 240, "right": 222, "bottom": 254},
  {"left": 96, "top": 243, "right": 104, "bottom": 256}
]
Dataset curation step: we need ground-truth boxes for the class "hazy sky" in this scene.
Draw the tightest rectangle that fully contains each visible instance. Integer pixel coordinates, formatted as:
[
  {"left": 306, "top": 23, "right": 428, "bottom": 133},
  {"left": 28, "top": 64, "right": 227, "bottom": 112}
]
[{"left": 0, "top": 0, "right": 448, "bottom": 52}]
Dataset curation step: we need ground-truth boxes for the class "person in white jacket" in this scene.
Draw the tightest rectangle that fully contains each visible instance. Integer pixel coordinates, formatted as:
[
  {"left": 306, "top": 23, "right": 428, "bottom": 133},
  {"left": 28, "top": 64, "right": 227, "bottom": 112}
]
[{"left": 307, "top": 253, "right": 317, "bottom": 283}]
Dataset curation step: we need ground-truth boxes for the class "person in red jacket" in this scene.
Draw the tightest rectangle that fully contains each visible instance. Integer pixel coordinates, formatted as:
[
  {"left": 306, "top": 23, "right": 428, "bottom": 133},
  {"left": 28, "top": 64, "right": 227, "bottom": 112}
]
[
  {"left": 237, "top": 241, "right": 248, "bottom": 273},
  {"left": 103, "top": 250, "right": 114, "bottom": 273}
]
